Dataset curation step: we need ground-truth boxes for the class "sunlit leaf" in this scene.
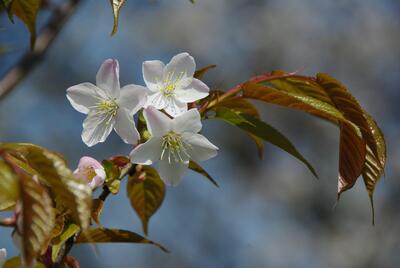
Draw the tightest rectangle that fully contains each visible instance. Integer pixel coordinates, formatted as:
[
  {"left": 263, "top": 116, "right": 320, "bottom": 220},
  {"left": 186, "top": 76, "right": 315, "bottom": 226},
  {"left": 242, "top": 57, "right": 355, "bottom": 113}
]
[
  {"left": 0, "top": 143, "right": 92, "bottom": 229},
  {"left": 109, "top": 0, "right": 125, "bottom": 35},
  {"left": 188, "top": 160, "right": 218, "bottom": 187},
  {"left": 51, "top": 223, "right": 80, "bottom": 263},
  {"left": 15, "top": 171, "right": 54, "bottom": 267},
  {"left": 0, "top": 160, "right": 19, "bottom": 208},
  {"left": 10, "top": 0, "right": 42, "bottom": 48},
  {"left": 76, "top": 228, "right": 168, "bottom": 252},
  {"left": 214, "top": 96, "right": 265, "bottom": 158},
  {"left": 127, "top": 165, "right": 165, "bottom": 235},
  {"left": 239, "top": 72, "right": 386, "bottom": 204},
  {"left": 102, "top": 160, "right": 121, "bottom": 194},
  {"left": 214, "top": 107, "right": 318, "bottom": 177},
  {"left": 194, "top": 64, "right": 216, "bottom": 80}
]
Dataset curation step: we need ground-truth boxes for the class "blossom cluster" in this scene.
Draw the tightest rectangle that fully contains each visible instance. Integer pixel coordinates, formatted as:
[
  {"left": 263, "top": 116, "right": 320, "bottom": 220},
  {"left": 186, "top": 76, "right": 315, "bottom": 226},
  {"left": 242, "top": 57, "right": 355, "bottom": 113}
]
[{"left": 67, "top": 53, "right": 218, "bottom": 186}]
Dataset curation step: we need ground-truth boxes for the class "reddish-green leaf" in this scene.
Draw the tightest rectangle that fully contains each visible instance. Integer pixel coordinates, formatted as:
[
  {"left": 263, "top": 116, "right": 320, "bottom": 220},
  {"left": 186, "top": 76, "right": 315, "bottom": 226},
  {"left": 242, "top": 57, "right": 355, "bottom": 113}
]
[
  {"left": 194, "top": 64, "right": 216, "bottom": 80},
  {"left": 188, "top": 160, "right": 219, "bottom": 187},
  {"left": 127, "top": 166, "right": 165, "bottom": 235},
  {"left": 110, "top": 0, "right": 125, "bottom": 35},
  {"left": 76, "top": 228, "right": 168, "bottom": 252}
]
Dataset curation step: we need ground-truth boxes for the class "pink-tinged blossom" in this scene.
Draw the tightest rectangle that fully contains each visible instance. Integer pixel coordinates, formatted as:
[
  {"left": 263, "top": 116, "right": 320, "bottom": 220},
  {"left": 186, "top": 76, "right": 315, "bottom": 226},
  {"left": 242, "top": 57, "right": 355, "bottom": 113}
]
[
  {"left": 142, "top": 52, "right": 209, "bottom": 117},
  {"left": 73, "top": 156, "right": 106, "bottom": 189},
  {"left": 67, "top": 59, "right": 147, "bottom": 147}
]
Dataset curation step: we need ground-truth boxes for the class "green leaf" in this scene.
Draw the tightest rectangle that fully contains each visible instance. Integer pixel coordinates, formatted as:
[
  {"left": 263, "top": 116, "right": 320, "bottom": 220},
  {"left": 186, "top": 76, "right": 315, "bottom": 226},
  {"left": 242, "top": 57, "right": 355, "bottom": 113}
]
[
  {"left": 0, "top": 160, "right": 19, "bottom": 209},
  {"left": 214, "top": 97, "right": 265, "bottom": 159},
  {"left": 51, "top": 223, "right": 80, "bottom": 263},
  {"left": 109, "top": 0, "right": 125, "bottom": 35},
  {"left": 102, "top": 160, "right": 121, "bottom": 194},
  {"left": 194, "top": 64, "right": 216, "bottom": 80},
  {"left": 10, "top": 0, "right": 42, "bottom": 49},
  {"left": 0, "top": 143, "right": 92, "bottom": 230},
  {"left": 214, "top": 107, "right": 318, "bottom": 177},
  {"left": 188, "top": 160, "right": 219, "bottom": 187},
  {"left": 127, "top": 166, "right": 165, "bottom": 235},
  {"left": 3, "top": 256, "right": 45, "bottom": 268},
  {"left": 76, "top": 228, "right": 168, "bottom": 252}
]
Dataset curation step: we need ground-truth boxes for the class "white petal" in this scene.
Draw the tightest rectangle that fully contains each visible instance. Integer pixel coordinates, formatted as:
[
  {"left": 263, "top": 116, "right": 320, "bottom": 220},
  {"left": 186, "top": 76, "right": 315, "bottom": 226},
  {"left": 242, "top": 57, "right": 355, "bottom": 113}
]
[
  {"left": 130, "top": 138, "right": 163, "bottom": 165},
  {"left": 0, "top": 248, "right": 6, "bottom": 267},
  {"left": 164, "top": 52, "right": 195, "bottom": 82},
  {"left": 96, "top": 59, "right": 120, "bottom": 98},
  {"left": 164, "top": 98, "right": 187, "bottom": 117},
  {"left": 158, "top": 158, "right": 188, "bottom": 186},
  {"left": 183, "top": 133, "right": 218, "bottom": 162},
  {"left": 114, "top": 108, "right": 140, "bottom": 144},
  {"left": 143, "top": 106, "right": 171, "bottom": 137},
  {"left": 143, "top": 60, "right": 165, "bottom": 92},
  {"left": 118, "top": 84, "right": 148, "bottom": 115},
  {"left": 66, "top": 83, "right": 105, "bottom": 114},
  {"left": 175, "top": 78, "right": 210, "bottom": 103},
  {"left": 145, "top": 92, "right": 168, "bottom": 110},
  {"left": 173, "top": 108, "right": 202, "bottom": 134},
  {"left": 82, "top": 112, "right": 114, "bottom": 147}
]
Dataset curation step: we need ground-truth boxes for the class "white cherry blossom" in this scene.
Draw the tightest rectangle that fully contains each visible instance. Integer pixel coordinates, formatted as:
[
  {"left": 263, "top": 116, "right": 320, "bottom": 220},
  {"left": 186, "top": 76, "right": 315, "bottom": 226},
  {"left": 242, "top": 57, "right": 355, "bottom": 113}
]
[
  {"left": 73, "top": 156, "right": 106, "bottom": 189},
  {"left": 130, "top": 106, "right": 218, "bottom": 186},
  {"left": 67, "top": 59, "right": 147, "bottom": 147},
  {"left": 142, "top": 52, "right": 209, "bottom": 117},
  {"left": 0, "top": 248, "right": 6, "bottom": 267}
]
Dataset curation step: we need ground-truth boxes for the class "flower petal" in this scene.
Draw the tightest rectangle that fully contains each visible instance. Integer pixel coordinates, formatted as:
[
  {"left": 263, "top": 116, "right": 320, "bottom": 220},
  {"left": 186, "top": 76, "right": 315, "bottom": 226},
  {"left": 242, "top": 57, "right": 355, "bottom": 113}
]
[
  {"left": 66, "top": 83, "right": 104, "bottom": 114},
  {"left": 114, "top": 108, "right": 140, "bottom": 144},
  {"left": 158, "top": 158, "right": 188, "bottom": 186},
  {"left": 96, "top": 59, "right": 120, "bottom": 98},
  {"left": 130, "top": 138, "right": 163, "bottom": 165},
  {"left": 173, "top": 108, "right": 202, "bottom": 134},
  {"left": 143, "top": 106, "right": 171, "bottom": 137},
  {"left": 0, "top": 248, "right": 6, "bottom": 267},
  {"left": 143, "top": 60, "right": 165, "bottom": 92},
  {"left": 164, "top": 98, "right": 187, "bottom": 117},
  {"left": 183, "top": 133, "right": 218, "bottom": 162},
  {"left": 146, "top": 92, "right": 168, "bottom": 110},
  {"left": 82, "top": 112, "right": 114, "bottom": 147},
  {"left": 164, "top": 52, "right": 195, "bottom": 82},
  {"left": 118, "top": 84, "right": 148, "bottom": 115},
  {"left": 175, "top": 78, "right": 209, "bottom": 103}
]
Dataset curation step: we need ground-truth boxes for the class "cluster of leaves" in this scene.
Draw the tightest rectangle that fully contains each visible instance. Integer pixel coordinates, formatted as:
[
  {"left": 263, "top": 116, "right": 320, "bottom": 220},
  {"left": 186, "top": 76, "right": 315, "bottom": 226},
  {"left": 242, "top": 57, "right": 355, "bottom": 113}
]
[
  {"left": 197, "top": 68, "right": 386, "bottom": 217},
  {"left": 0, "top": 62, "right": 386, "bottom": 266},
  {"left": 0, "top": 144, "right": 167, "bottom": 268}
]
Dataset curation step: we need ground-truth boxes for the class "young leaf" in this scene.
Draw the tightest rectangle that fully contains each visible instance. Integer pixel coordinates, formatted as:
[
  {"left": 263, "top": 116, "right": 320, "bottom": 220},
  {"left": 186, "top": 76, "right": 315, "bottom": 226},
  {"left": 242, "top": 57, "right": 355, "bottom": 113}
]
[
  {"left": 188, "top": 160, "right": 219, "bottom": 187},
  {"left": 51, "top": 223, "right": 80, "bottom": 263},
  {"left": 17, "top": 172, "right": 55, "bottom": 267},
  {"left": 102, "top": 160, "right": 121, "bottom": 194},
  {"left": 0, "top": 160, "right": 19, "bottom": 208},
  {"left": 0, "top": 143, "right": 92, "bottom": 229},
  {"left": 214, "top": 107, "right": 318, "bottom": 177},
  {"left": 127, "top": 166, "right": 165, "bottom": 236},
  {"left": 109, "top": 0, "right": 125, "bottom": 35},
  {"left": 10, "top": 0, "right": 42, "bottom": 48},
  {"left": 76, "top": 228, "right": 168, "bottom": 252},
  {"left": 214, "top": 96, "right": 265, "bottom": 158},
  {"left": 194, "top": 64, "right": 216, "bottom": 80}
]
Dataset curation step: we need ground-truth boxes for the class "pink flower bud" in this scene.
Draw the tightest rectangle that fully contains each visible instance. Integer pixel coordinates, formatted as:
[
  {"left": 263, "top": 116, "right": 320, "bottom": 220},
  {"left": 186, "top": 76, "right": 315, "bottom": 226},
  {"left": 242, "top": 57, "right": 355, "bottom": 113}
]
[{"left": 73, "top": 156, "right": 106, "bottom": 189}]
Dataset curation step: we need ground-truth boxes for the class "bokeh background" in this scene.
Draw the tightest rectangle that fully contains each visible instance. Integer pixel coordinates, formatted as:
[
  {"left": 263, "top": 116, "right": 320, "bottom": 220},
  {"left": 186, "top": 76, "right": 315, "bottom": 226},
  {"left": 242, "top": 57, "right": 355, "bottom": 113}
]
[{"left": 1, "top": 0, "right": 400, "bottom": 267}]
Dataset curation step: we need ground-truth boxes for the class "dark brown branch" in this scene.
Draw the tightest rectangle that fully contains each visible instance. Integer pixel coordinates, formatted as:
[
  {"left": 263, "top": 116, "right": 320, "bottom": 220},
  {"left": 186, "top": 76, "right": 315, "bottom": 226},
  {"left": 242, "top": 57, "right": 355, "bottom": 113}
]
[{"left": 0, "top": 0, "right": 81, "bottom": 100}]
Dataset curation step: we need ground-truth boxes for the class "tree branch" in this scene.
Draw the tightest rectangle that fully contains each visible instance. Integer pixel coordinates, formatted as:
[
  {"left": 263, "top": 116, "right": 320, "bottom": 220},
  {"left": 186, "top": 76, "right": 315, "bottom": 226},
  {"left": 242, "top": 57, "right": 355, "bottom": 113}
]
[{"left": 0, "top": 0, "right": 81, "bottom": 100}]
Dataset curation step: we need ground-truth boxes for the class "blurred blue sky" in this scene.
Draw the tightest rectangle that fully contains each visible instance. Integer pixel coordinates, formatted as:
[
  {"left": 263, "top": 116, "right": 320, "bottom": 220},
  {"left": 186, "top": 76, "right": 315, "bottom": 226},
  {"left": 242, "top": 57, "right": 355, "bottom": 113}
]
[{"left": 1, "top": 0, "right": 400, "bottom": 267}]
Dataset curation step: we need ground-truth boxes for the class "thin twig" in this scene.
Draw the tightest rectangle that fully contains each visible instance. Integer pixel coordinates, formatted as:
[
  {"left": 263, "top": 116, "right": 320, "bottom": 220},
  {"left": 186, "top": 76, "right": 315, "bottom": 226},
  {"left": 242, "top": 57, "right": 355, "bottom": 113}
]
[{"left": 0, "top": 0, "right": 81, "bottom": 99}]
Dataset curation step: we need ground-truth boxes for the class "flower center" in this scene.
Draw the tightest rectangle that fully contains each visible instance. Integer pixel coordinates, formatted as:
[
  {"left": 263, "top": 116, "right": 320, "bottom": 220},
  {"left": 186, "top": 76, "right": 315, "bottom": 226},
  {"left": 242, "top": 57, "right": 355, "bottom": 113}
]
[
  {"left": 161, "top": 131, "right": 190, "bottom": 163},
  {"left": 160, "top": 71, "right": 185, "bottom": 98},
  {"left": 96, "top": 99, "right": 119, "bottom": 125},
  {"left": 83, "top": 167, "right": 97, "bottom": 182}
]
